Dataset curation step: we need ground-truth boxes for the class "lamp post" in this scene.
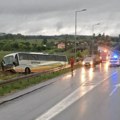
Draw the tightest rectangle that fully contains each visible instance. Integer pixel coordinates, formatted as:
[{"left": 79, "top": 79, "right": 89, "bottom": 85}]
[
  {"left": 74, "top": 9, "right": 87, "bottom": 60},
  {"left": 91, "top": 23, "right": 100, "bottom": 56}
]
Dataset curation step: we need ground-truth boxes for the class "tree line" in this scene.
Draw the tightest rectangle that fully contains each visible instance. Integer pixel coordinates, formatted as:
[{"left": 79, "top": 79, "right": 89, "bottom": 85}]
[{"left": 0, "top": 33, "right": 119, "bottom": 53}]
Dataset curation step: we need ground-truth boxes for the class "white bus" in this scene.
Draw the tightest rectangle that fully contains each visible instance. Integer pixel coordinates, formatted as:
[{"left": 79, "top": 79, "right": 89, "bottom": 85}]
[{"left": 1, "top": 52, "right": 68, "bottom": 74}]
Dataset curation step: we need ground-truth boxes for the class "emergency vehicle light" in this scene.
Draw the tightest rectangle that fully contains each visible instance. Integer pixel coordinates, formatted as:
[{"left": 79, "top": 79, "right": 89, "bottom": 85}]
[{"left": 113, "top": 55, "right": 118, "bottom": 58}]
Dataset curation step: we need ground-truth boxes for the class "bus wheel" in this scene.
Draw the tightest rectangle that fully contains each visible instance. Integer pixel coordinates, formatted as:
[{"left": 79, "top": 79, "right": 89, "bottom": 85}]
[{"left": 25, "top": 67, "right": 31, "bottom": 74}]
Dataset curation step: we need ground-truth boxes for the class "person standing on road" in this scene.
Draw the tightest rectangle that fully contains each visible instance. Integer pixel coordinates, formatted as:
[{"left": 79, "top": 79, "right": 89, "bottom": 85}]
[{"left": 70, "top": 56, "right": 75, "bottom": 73}]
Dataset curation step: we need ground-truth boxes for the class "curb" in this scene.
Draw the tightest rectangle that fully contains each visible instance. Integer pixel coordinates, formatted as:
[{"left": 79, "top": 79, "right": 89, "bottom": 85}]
[{"left": 0, "top": 79, "right": 56, "bottom": 105}]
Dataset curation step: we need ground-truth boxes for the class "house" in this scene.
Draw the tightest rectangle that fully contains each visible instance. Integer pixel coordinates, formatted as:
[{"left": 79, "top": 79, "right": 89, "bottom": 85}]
[{"left": 57, "top": 42, "right": 65, "bottom": 49}]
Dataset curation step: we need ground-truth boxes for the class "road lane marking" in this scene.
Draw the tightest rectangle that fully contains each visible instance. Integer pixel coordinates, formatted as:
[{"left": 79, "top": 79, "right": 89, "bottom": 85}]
[
  {"left": 35, "top": 72, "right": 117, "bottom": 120},
  {"left": 35, "top": 86, "right": 94, "bottom": 120},
  {"left": 109, "top": 83, "right": 120, "bottom": 96}
]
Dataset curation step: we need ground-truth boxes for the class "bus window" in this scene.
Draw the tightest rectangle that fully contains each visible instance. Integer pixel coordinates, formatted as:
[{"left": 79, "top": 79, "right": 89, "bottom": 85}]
[
  {"left": 46, "top": 55, "right": 55, "bottom": 61},
  {"left": 4, "top": 56, "right": 14, "bottom": 65},
  {"left": 39, "top": 54, "right": 47, "bottom": 60}
]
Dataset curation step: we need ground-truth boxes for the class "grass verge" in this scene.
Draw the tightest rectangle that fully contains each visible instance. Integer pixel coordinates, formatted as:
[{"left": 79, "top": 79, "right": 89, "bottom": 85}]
[{"left": 0, "top": 71, "right": 19, "bottom": 81}]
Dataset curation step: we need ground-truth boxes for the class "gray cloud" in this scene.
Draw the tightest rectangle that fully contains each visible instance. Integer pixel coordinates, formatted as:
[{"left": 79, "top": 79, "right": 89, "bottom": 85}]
[
  {"left": 0, "top": 0, "right": 120, "bottom": 36},
  {"left": 55, "top": 22, "right": 63, "bottom": 32}
]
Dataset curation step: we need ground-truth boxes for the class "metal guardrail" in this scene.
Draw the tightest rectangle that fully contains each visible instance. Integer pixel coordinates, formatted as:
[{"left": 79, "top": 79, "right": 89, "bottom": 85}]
[
  {"left": 0, "top": 64, "right": 71, "bottom": 87},
  {"left": 0, "top": 61, "right": 81, "bottom": 87}
]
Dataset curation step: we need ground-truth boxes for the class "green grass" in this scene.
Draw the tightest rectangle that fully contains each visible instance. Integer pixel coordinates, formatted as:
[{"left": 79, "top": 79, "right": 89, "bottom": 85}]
[
  {"left": 0, "top": 51, "right": 12, "bottom": 63},
  {"left": 0, "top": 71, "right": 19, "bottom": 81}
]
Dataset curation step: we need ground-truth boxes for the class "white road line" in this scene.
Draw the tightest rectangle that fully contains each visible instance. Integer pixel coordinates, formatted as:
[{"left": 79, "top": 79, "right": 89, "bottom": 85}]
[
  {"left": 35, "top": 72, "right": 117, "bottom": 120},
  {"left": 109, "top": 87, "right": 118, "bottom": 96},
  {"left": 35, "top": 86, "right": 94, "bottom": 120},
  {"left": 109, "top": 83, "right": 120, "bottom": 96}
]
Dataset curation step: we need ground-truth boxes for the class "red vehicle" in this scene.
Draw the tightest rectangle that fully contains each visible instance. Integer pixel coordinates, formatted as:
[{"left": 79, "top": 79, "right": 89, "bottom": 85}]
[{"left": 100, "top": 50, "right": 109, "bottom": 62}]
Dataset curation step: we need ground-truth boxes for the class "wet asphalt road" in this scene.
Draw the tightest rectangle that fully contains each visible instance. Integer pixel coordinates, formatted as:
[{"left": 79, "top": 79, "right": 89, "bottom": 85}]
[{"left": 0, "top": 62, "right": 120, "bottom": 120}]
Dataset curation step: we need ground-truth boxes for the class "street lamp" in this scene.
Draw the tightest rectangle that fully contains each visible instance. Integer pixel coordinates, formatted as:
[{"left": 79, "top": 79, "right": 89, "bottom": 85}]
[
  {"left": 91, "top": 23, "right": 100, "bottom": 55},
  {"left": 74, "top": 9, "right": 87, "bottom": 60}
]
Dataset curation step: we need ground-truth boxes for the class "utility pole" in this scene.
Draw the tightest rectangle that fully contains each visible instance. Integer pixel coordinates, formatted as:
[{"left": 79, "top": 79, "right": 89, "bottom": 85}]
[
  {"left": 74, "top": 9, "right": 87, "bottom": 60},
  {"left": 91, "top": 23, "right": 100, "bottom": 56}
]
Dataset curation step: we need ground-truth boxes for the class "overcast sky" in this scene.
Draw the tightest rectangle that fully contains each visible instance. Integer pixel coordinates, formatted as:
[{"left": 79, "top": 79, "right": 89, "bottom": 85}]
[{"left": 0, "top": 0, "right": 120, "bottom": 36}]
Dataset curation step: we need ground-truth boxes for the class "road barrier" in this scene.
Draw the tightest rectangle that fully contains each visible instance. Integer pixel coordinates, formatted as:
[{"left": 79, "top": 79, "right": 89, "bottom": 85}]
[
  {"left": 0, "top": 65, "right": 71, "bottom": 87},
  {"left": 0, "top": 62, "right": 81, "bottom": 88}
]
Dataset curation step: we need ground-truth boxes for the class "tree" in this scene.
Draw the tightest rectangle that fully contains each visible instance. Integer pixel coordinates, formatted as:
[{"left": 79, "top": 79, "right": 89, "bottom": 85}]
[
  {"left": 42, "top": 38, "right": 48, "bottom": 45},
  {"left": 2, "top": 43, "right": 12, "bottom": 51},
  {"left": 11, "top": 42, "right": 19, "bottom": 50}
]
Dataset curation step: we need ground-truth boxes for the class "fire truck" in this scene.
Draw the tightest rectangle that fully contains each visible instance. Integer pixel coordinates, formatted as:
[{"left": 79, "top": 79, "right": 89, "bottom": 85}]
[{"left": 100, "top": 50, "right": 109, "bottom": 62}]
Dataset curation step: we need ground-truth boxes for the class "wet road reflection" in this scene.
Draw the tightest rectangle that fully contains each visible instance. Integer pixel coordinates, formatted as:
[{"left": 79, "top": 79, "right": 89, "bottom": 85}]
[
  {"left": 0, "top": 62, "right": 120, "bottom": 120},
  {"left": 81, "top": 67, "right": 94, "bottom": 82},
  {"left": 51, "top": 62, "right": 120, "bottom": 120}
]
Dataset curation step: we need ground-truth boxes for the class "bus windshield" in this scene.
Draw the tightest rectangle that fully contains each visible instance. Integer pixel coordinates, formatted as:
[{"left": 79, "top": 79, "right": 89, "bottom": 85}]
[{"left": 4, "top": 56, "right": 14, "bottom": 64}]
